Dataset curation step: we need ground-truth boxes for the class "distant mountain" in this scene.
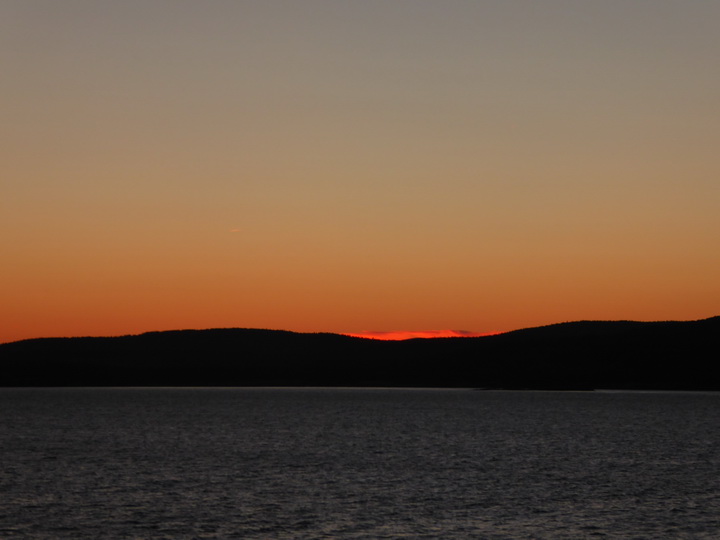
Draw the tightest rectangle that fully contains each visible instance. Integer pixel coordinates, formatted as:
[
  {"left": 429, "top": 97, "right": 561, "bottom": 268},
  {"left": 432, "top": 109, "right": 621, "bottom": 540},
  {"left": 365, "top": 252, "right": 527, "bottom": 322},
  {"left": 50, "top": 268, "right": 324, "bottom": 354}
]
[{"left": 1, "top": 317, "right": 719, "bottom": 389}]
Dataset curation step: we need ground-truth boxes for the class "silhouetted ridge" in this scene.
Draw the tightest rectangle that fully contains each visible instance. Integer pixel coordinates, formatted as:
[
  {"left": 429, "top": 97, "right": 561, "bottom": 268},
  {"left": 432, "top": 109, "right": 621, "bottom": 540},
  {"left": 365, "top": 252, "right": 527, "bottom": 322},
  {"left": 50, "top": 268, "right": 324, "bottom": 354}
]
[{"left": 2, "top": 317, "right": 719, "bottom": 389}]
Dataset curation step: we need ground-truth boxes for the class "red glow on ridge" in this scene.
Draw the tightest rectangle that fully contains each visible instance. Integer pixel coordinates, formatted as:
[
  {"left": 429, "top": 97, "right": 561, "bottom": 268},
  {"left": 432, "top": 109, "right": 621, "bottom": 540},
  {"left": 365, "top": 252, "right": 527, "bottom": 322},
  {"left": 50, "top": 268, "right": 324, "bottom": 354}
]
[{"left": 343, "top": 330, "right": 501, "bottom": 341}]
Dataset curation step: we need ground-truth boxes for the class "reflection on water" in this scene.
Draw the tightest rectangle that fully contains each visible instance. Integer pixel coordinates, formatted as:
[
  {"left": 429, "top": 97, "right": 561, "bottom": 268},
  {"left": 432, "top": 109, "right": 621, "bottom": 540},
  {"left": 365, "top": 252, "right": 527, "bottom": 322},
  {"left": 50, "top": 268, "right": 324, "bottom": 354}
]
[{"left": 1, "top": 388, "right": 719, "bottom": 538}]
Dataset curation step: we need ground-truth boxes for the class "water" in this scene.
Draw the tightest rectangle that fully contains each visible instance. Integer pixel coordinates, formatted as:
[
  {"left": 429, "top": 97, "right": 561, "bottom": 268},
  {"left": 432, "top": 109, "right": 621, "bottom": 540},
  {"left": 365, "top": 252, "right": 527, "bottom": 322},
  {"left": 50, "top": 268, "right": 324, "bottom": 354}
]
[{"left": 1, "top": 388, "right": 718, "bottom": 539}]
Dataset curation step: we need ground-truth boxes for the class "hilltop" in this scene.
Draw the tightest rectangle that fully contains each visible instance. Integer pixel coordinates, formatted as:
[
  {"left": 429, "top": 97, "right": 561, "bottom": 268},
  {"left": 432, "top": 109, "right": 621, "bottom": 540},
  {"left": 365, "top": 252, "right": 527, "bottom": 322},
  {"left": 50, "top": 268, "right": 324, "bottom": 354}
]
[{"left": 1, "top": 317, "right": 718, "bottom": 389}]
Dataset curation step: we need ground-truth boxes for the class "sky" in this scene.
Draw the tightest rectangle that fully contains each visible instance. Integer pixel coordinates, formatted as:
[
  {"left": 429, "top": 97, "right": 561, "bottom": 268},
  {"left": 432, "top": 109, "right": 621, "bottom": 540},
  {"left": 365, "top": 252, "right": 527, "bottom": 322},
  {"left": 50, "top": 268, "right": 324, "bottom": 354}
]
[{"left": 2, "top": 0, "right": 719, "bottom": 343}]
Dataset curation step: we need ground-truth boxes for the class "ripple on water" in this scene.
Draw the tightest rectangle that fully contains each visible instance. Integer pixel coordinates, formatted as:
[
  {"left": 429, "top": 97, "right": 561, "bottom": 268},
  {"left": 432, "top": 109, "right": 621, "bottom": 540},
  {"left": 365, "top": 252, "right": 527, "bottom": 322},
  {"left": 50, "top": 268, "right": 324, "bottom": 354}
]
[{"left": 0, "top": 388, "right": 719, "bottom": 538}]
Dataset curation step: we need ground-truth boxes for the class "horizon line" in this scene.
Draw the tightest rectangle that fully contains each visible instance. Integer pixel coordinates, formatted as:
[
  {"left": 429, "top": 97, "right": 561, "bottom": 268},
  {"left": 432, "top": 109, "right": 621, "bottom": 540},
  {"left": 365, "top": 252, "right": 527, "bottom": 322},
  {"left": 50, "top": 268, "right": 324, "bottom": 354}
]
[
  {"left": 2, "top": 315, "right": 718, "bottom": 345},
  {"left": 342, "top": 330, "right": 502, "bottom": 341}
]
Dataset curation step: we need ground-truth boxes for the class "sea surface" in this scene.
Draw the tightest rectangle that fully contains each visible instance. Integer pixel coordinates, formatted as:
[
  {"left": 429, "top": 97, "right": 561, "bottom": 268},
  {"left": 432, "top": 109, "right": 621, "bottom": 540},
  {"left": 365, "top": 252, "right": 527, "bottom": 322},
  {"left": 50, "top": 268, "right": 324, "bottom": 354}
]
[{"left": 0, "top": 387, "right": 718, "bottom": 539}]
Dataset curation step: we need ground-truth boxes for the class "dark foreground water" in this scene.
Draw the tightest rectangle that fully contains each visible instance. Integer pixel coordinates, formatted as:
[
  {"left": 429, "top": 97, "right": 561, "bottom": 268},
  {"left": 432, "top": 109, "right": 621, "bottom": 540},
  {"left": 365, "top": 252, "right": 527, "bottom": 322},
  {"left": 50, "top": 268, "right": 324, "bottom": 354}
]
[{"left": 0, "top": 388, "right": 718, "bottom": 539}]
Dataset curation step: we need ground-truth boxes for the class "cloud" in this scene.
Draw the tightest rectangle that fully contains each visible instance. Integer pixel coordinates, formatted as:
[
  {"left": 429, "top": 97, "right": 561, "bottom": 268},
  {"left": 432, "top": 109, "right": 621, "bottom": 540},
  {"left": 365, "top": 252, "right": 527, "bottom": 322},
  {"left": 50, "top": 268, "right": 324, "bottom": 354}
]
[{"left": 343, "top": 330, "right": 500, "bottom": 341}]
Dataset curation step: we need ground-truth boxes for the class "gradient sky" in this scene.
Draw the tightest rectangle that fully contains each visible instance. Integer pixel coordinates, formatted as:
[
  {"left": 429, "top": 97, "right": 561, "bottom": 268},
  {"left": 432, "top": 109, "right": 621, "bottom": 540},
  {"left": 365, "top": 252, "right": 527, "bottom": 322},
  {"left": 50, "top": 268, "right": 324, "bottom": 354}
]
[{"left": 2, "top": 0, "right": 719, "bottom": 343}]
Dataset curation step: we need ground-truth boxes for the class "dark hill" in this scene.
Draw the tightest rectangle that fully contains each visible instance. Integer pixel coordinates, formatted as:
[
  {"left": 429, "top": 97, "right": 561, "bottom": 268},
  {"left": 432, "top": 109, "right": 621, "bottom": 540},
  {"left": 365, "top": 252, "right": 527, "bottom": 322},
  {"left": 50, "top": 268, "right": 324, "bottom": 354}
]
[{"left": 1, "top": 317, "right": 719, "bottom": 389}]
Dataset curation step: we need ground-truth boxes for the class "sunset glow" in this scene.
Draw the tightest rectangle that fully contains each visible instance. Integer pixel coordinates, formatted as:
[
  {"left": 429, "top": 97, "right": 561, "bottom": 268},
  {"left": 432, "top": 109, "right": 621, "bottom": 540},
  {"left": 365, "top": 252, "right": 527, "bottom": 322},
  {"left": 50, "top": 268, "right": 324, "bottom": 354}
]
[
  {"left": 344, "top": 331, "right": 501, "bottom": 341},
  {"left": 2, "top": 1, "right": 719, "bottom": 344}
]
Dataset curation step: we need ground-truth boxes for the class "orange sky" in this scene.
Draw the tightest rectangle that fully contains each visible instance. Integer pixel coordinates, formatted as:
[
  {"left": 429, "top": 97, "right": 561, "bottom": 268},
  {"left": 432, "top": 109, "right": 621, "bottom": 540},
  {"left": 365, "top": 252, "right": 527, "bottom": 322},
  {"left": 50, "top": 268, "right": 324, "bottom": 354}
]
[
  {"left": 344, "top": 330, "right": 499, "bottom": 341},
  {"left": 2, "top": 1, "right": 719, "bottom": 344}
]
